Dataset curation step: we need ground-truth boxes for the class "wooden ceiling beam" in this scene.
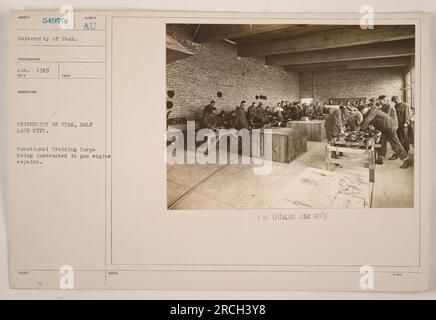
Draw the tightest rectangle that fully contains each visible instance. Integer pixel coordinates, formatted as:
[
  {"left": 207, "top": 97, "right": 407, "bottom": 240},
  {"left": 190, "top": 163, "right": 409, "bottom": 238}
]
[
  {"left": 230, "top": 25, "right": 344, "bottom": 44},
  {"left": 238, "top": 25, "right": 415, "bottom": 57},
  {"left": 267, "top": 39, "right": 415, "bottom": 66},
  {"left": 193, "top": 24, "right": 290, "bottom": 43},
  {"left": 284, "top": 56, "right": 412, "bottom": 72}
]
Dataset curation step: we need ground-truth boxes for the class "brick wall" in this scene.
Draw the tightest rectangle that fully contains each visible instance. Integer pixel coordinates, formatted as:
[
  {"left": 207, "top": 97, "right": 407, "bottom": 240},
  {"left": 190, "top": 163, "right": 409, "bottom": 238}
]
[
  {"left": 166, "top": 25, "right": 299, "bottom": 120},
  {"left": 299, "top": 68, "right": 406, "bottom": 104}
]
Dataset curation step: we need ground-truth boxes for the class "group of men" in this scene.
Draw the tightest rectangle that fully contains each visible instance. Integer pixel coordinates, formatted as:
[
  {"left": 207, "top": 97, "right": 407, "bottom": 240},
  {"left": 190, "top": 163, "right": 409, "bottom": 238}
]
[
  {"left": 272, "top": 100, "right": 327, "bottom": 121},
  {"left": 201, "top": 99, "right": 329, "bottom": 130},
  {"left": 201, "top": 100, "right": 249, "bottom": 130},
  {"left": 325, "top": 95, "right": 413, "bottom": 169},
  {"left": 201, "top": 95, "right": 413, "bottom": 168}
]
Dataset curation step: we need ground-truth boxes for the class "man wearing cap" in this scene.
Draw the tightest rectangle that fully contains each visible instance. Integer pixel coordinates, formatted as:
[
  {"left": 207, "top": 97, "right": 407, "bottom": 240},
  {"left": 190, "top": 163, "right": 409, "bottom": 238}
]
[
  {"left": 201, "top": 100, "right": 217, "bottom": 129},
  {"left": 215, "top": 110, "right": 228, "bottom": 128},
  {"left": 322, "top": 102, "right": 330, "bottom": 114},
  {"left": 360, "top": 105, "right": 411, "bottom": 168},
  {"left": 368, "top": 98, "right": 377, "bottom": 109},
  {"left": 252, "top": 102, "right": 267, "bottom": 127},
  {"left": 344, "top": 105, "right": 363, "bottom": 131},
  {"left": 325, "top": 106, "right": 347, "bottom": 142},
  {"left": 246, "top": 102, "right": 256, "bottom": 126},
  {"left": 325, "top": 106, "right": 348, "bottom": 160},
  {"left": 390, "top": 96, "right": 412, "bottom": 160},
  {"left": 314, "top": 101, "right": 324, "bottom": 116},
  {"left": 273, "top": 102, "right": 285, "bottom": 122},
  {"left": 235, "top": 100, "right": 249, "bottom": 130},
  {"left": 302, "top": 103, "right": 314, "bottom": 119},
  {"left": 379, "top": 95, "right": 398, "bottom": 128},
  {"left": 378, "top": 95, "right": 400, "bottom": 162}
]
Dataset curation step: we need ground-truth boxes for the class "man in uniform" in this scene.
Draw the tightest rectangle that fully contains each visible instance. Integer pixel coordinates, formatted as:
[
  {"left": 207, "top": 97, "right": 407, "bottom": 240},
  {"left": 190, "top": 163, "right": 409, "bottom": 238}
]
[
  {"left": 273, "top": 102, "right": 284, "bottom": 122},
  {"left": 303, "top": 103, "right": 314, "bottom": 118},
  {"left": 379, "top": 95, "right": 398, "bottom": 128},
  {"left": 390, "top": 96, "right": 412, "bottom": 160},
  {"left": 360, "top": 105, "right": 411, "bottom": 168},
  {"left": 252, "top": 102, "right": 267, "bottom": 127},
  {"left": 314, "top": 101, "right": 324, "bottom": 117},
  {"left": 246, "top": 102, "right": 256, "bottom": 126},
  {"left": 325, "top": 106, "right": 348, "bottom": 159},
  {"left": 344, "top": 106, "right": 363, "bottom": 131},
  {"left": 234, "top": 100, "right": 249, "bottom": 130},
  {"left": 215, "top": 110, "right": 228, "bottom": 128},
  {"left": 201, "top": 100, "right": 216, "bottom": 129},
  {"left": 367, "top": 98, "right": 377, "bottom": 110},
  {"left": 322, "top": 102, "right": 330, "bottom": 114},
  {"left": 378, "top": 95, "right": 399, "bottom": 161},
  {"left": 289, "top": 102, "right": 300, "bottom": 120},
  {"left": 226, "top": 110, "right": 237, "bottom": 129},
  {"left": 325, "top": 106, "right": 347, "bottom": 142}
]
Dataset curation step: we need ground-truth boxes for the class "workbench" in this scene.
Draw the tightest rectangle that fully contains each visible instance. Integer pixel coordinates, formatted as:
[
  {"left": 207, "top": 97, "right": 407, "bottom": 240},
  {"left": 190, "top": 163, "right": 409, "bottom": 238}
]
[
  {"left": 286, "top": 120, "right": 326, "bottom": 142},
  {"left": 325, "top": 133, "right": 381, "bottom": 207}
]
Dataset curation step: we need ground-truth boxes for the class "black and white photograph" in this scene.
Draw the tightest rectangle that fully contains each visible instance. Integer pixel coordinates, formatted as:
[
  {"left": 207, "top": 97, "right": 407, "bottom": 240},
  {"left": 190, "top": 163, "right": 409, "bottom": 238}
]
[{"left": 166, "top": 23, "right": 416, "bottom": 210}]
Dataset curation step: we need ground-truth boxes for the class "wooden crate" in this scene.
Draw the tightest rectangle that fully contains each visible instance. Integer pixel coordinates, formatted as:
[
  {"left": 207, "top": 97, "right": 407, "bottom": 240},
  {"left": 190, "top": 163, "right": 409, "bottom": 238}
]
[
  {"left": 286, "top": 120, "right": 326, "bottom": 142},
  {"left": 251, "top": 127, "right": 307, "bottom": 163}
]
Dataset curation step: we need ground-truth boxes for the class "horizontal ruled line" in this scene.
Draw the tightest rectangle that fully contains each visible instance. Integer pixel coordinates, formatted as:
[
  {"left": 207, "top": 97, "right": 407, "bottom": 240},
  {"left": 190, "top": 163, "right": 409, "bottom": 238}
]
[
  {"left": 14, "top": 44, "right": 106, "bottom": 47},
  {"left": 15, "top": 61, "right": 106, "bottom": 63},
  {"left": 17, "top": 77, "right": 104, "bottom": 80},
  {"left": 15, "top": 28, "right": 106, "bottom": 31}
]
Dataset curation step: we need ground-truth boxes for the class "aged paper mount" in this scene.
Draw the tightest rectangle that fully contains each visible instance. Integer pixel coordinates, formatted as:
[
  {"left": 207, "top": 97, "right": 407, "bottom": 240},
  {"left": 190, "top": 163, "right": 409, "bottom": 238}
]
[{"left": 8, "top": 10, "right": 431, "bottom": 291}]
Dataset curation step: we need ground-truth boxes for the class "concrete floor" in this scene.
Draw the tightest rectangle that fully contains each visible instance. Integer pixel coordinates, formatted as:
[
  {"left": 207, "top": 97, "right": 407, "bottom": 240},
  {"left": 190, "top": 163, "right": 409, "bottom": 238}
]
[{"left": 167, "top": 142, "right": 414, "bottom": 209}]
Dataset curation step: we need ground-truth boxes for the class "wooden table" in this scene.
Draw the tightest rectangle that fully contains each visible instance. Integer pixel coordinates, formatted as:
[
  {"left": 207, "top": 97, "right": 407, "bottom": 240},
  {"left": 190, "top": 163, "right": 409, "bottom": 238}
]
[
  {"left": 325, "top": 134, "right": 381, "bottom": 207},
  {"left": 286, "top": 120, "right": 326, "bottom": 142}
]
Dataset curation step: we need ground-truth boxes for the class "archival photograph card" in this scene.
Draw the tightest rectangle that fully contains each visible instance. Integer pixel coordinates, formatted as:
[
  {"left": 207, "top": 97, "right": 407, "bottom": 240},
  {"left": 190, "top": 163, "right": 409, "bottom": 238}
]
[{"left": 7, "top": 10, "right": 431, "bottom": 291}]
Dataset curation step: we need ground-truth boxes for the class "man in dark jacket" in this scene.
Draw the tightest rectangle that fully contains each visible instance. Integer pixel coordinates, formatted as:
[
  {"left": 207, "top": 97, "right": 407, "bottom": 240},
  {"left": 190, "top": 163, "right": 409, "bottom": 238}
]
[
  {"left": 367, "top": 97, "right": 377, "bottom": 110},
  {"left": 361, "top": 106, "right": 411, "bottom": 168},
  {"left": 246, "top": 102, "right": 256, "bottom": 126},
  {"left": 390, "top": 96, "right": 412, "bottom": 159},
  {"left": 379, "top": 95, "right": 398, "bottom": 129},
  {"left": 234, "top": 100, "right": 249, "bottom": 130},
  {"left": 325, "top": 106, "right": 348, "bottom": 160},
  {"left": 303, "top": 103, "right": 314, "bottom": 118},
  {"left": 344, "top": 107, "right": 363, "bottom": 131},
  {"left": 314, "top": 101, "right": 324, "bottom": 116},
  {"left": 226, "top": 110, "right": 237, "bottom": 129},
  {"left": 201, "top": 100, "right": 216, "bottom": 129},
  {"left": 215, "top": 110, "right": 227, "bottom": 128},
  {"left": 252, "top": 102, "right": 267, "bottom": 127},
  {"left": 325, "top": 106, "right": 346, "bottom": 142},
  {"left": 322, "top": 102, "right": 330, "bottom": 114},
  {"left": 378, "top": 95, "right": 399, "bottom": 161}
]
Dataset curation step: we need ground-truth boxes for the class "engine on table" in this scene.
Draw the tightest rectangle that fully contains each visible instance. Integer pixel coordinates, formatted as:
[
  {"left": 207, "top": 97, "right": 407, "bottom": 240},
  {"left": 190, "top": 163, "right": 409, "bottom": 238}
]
[{"left": 343, "top": 127, "right": 381, "bottom": 145}]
